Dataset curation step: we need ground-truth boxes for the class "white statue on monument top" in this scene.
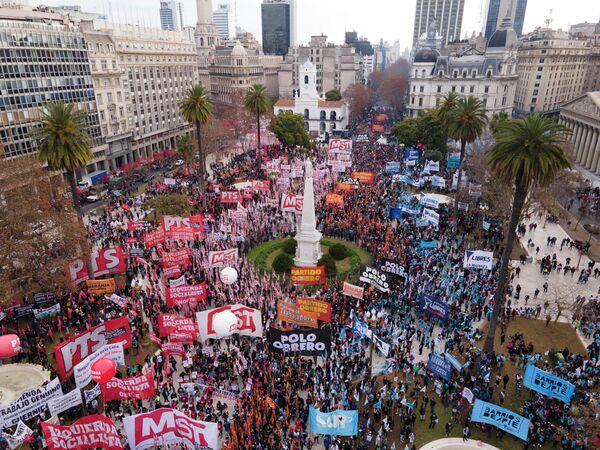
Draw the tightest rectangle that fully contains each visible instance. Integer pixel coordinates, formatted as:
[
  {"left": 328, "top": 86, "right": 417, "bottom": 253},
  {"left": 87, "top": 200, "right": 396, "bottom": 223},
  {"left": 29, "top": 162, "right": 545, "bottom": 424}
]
[{"left": 305, "top": 159, "right": 314, "bottom": 179}]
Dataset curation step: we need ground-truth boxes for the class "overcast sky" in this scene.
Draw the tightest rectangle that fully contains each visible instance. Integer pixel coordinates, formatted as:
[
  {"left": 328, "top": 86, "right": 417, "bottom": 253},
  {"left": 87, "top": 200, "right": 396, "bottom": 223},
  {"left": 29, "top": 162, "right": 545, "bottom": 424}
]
[{"left": 39, "top": 0, "right": 600, "bottom": 48}]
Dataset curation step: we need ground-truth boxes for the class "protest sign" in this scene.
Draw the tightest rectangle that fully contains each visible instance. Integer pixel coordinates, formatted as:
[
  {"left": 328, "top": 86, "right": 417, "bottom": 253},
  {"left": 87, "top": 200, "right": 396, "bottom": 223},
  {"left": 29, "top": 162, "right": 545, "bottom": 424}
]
[
  {"left": 470, "top": 399, "right": 530, "bottom": 441},
  {"left": 427, "top": 353, "right": 452, "bottom": 381},
  {"left": 74, "top": 342, "right": 125, "bottom": 388},
  {"left": 166, "top": 283, "right": 207, "bottom": 308},
  {"left": 102, "top": 371, "right": 156, "bottom": 402},
  {"left": 90, "top": 247, "right": 126, "bottom": 278},
  {"left": 342, "top": 282, "right": 364, "bottom": 299},
  {"left": 351, "top": 171, "right": 375, "bottom": 184},
  {"left": 325, "top": 193, "right": 344, "bottom": 206},
  {"left": 353, "top": 318, "right": 390, "bottom": 357},
  {"left": 418, "top": 293, "right": 449, "bottom": 320},
  {"left": 84, "top": 384, "right": 102, "bottom": 403},
  {"left": 66, "top": 257, "right": 89, "bottom": 286},
  {"left": 421, "top": 208, "right": 440, "bottom": 227},
  {"left": 281, "top": 194, "right": 304, "bottom": 213},
  {"left": 55, "top": 317, "right": 131, "bottom": 380},
  {"left": 158, "top": 314, "right": 198, "bottom": 340},
  {"left": 291, "top": 266, "right": 325, "bottom": 285},
  {"left": 328, "top": 139, "right": 353, "bottom": 152},
  {"left": 207, "top": 248, "right": 238, "bottom": 268},
  {"left": 463, "top": 250, "right": 494, "bottom": 270},
  {"left": 219, "top": 191, "right": 242, "bottom": 204},
  {"left": 523, "top": 365, "right": 575, "bottom": 404},
  {"left": 197, "top": 304, "right": 263, "bottom": 341},
  {"left": 384, "top": 162, "right": 401, "bottom": 174},
  {"left": 379, "top": 259, "right": 406, "bottom": 279},
  {"left": 309, "top": 407, "right": 358, "bottom": 436},
  {"left": 0, "top": 378, "right": 63, "bottom": 427},
  {"left": 277, "top": 300, "right": 318, "bottom": 328},
  {"left": 420, "top": 194, "right": 440, "bottom": 209},
  {"left": 33, "top": 303, "right": 61, "bottom": 320},
  {"left": 124, "top": 408, "right": 218, "bottom": 450},
  {"left": 161, "top": 249, "right": 191, "bottom": 268},
  {"left": 296, "top": 297, "right": 332, "bottom": 322},
  {"left": 359, "top": 266, "right": 390, "bottom": 292},
  {"left": 1, "top": 421, "right": 32, "bottom": 449},
  {"left": 85, "top": 278, "right": 116, "bottom": 296},
  {"left": 268, "top": 328, "right": 331, "bottom": 356},
  {"left": 41, "top": 415, "right": 123, "bottom": 450},
  {"left": 47, "top": 388, "right": 82, "bottom": 416}
]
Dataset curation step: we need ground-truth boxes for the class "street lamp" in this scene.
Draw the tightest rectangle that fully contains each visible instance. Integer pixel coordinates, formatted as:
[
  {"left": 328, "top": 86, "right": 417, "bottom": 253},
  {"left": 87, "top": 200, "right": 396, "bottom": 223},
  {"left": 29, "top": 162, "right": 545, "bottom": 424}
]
[{"left": 576, "top": 223, "right": 600, "bottom": 269}]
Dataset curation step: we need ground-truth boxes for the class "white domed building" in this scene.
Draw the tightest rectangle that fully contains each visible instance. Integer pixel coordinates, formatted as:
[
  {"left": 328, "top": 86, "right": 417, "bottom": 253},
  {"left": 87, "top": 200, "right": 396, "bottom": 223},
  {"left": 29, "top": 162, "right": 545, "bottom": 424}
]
[
  {"left": 273, "top": 60, "right": 349, "bottom": 136},
  {"left": 408, "top": 16, "right": 518, "bottom": 118}
]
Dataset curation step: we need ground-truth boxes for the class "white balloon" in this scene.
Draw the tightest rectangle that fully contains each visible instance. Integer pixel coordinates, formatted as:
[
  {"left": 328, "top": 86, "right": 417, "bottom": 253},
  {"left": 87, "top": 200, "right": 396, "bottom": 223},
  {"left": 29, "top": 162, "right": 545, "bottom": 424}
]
[
  {"left": 212, "top": 310, "right": 239, "bottom": 338},
  {"left": 220, "top": 267, "right": 238, "bottom": 285}
]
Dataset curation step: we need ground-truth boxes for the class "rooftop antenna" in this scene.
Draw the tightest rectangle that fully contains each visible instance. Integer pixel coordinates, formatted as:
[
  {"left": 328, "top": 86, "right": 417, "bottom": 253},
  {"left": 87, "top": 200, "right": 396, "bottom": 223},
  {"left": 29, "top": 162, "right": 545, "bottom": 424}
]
[{"left": 544, "top": 9, "right": 554, "bottom": 28}]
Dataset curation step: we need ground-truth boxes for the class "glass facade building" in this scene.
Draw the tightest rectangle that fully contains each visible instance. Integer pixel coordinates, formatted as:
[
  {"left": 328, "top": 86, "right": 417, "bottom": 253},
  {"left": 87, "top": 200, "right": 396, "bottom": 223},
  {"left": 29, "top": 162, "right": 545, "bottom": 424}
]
[
  {"left": 0, "top": 16, "right": 101, "bottom": 158},
  {"left": 484, "top": 0, "right": 527, "bottom": 39},
  {"left": 261, "top": 2, "right": 290, "bottom": 56}
]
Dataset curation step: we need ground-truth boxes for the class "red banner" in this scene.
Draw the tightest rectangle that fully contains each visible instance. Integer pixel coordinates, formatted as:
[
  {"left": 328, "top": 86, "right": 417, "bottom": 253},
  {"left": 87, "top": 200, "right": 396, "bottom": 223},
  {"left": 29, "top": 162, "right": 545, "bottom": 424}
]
[
  {"left": 54, "top": 317, "right": 132, "bottom": 380},
  {"left": 127, "top": 221, "right": 146, "bottom": 232},
  {"left": 66, "top": 257, "right": 89, "bottom": 286},
  {"left": 207, "top": 248, "right": 238, "bottom": 268},
  {"left": 281, "top": 193, "right": 303, "bottom": 213},
  {"left": 290, "top": 266, "right": 325, "bottom": 285},
  {"left": 143, "top": 228, "right": 166, "bottom": 248},
  {"left": 325, "top": 193, "right": 344, "bottom": 206},
  {"left": 168, "top": 226, "right": 195, "bottom": 242},
  {"left": 251, "top": 180, "right": 270, "bottom": 192},
  {"left": 351, "top": 171, "right": 375, "bottom": 184},
  {"left": 160, "top": 342, "right": 185, "bottom": 357},
  {"left": 101, "top": 371, "right": 155, "bottom": 402},
  {"left": 342, "top": 281, "right": 364, "bottom": 299},
  {"left": 161, "top": 249, "right": 191, "bottom": 268},
  {"left": 328, "top": 139, "right": 353, "bottom": 152},
  {"left": 372, "top": 124, "right": 385, "bottom": 133},
  {"left": 90, "top": 247, "right": 126, "bottom": 278},
  {"left": 166, "top": 283, "right": 207, "bottom": 308},
  {"left": 337, "top": 182, "right": 352, "bottom": 193},
  {"left": 163, "top": 265, "right": 182, "bottom": 279},
  {"left": 158, "top": 314, "right": 198, "bottom": 340},
  {"left": 41, "top": 415, "right": 122, "bottom": 450},
  {"left": 297, "top": 297, "right": 332, "bottom": 322},
  {"left": 220, "top": 191, "right": 242, "bottom": 204}
]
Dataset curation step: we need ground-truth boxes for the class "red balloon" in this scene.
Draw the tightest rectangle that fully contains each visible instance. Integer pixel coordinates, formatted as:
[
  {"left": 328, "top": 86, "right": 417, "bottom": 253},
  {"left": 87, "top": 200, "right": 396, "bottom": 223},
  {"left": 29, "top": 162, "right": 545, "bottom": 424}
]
[
  {"left": 0, "top": 335, "right": 21, "bottom": 359},
  {"left": 90, "top": 358, "right": 117, "bottom": 383}
]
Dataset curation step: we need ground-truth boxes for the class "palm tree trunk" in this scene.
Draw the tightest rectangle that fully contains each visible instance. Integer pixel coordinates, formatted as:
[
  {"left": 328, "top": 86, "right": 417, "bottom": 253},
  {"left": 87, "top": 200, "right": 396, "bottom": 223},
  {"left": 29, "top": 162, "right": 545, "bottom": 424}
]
[
  {"left": 67, "top": 170, "right": 83, "bottom": 224},
  {"left": 196, "top": 121, "right": 206, "bottom": 211},
  {"left": 482, "top": 172, "right": 527, "bottom": 355},
  {"left": 256, "top": 108, "right": 262, "bottom": 164},
  {"left": 453, "top": 139, "right": 467, "bottom": 212}
]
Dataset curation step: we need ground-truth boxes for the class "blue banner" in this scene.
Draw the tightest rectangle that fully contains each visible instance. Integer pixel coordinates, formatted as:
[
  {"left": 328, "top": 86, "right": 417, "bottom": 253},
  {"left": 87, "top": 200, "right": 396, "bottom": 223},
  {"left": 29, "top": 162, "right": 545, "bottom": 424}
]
[
  {"left": 431, "top": 176, "right": 446, "bottom": 187},
  {"left": 482, "top": 220, "right": 491, "bottom": 231},
  {"left": 427, "top": 353, "right": 452, "bottom": 381},
  {"left": 447, "top": 153, "right": 460, "bottom": 169},
  {"left": 399, "top": 204, "right": 421, "bottom": 215},
  {"left": 309, "top": 407, "right": 358, "bottom": 436},
  {"left": 419, "top": 240, "right": 439, "bottom": 249},
  {"left": 385, "top": 162, "right": 401, "bottom": 174},
  {"left": 389, "top": 208, "right": 402, "bottom": 219},
  {"left": 523, "top": 365, "right": 575, "bottom": 404},
  {"left": 470, "top": 399, "right": 530, "bottom": 441},
  {"left": 418, "top": 293, "right": 448, "bottom": 319},
  {"left": 403, "top": 149, "right": 420, "bottom": 161},
  {"left": 445, "top": 353, "right": 463, "bottom": 372}
]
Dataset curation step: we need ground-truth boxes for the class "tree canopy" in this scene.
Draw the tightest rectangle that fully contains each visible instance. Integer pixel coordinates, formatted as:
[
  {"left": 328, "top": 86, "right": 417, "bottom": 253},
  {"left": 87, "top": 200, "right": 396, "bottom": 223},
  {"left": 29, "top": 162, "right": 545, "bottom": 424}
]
[{"left": 269, "top": 111, "right": 311, "bottom": 149}]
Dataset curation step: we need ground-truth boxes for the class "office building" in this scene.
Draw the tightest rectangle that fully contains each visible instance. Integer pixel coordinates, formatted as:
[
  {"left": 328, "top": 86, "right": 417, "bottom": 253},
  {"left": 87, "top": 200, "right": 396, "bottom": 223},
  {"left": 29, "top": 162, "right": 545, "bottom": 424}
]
[
  {"left": 483, "top": 0, "right": 527, "bottom": 39},
  {"left": 160, "top": 1, "right": 184, "bottom": 31},
  {"left": 261, "top": 0, "right": 297, "bottom": 56},
  {"left": 559, "top": 92, "right": 600, "bottom": 174},
  {"left": 213, "top": 1, "right": 236, "bottom": 40},
  {"left": 0, "top": 6, "right": 103, "bottom": 163},
  {"left": 569, "top": 22, "right": 598, "bottom": 38},
  {"left": 274, "top": 61, "right": 349, "bottom": 135},
  {"left": 514, "top": 28, "right": 590, "bottom": 116},
  {"left": 195, "top": 0, "right": 220, "bottom": 88},
  {"left": 81, "top": 21, "right": 198, "bottom": 171},
  {"left": 413, "top": 0, "right": 466, "bottom": 48},
  {"left": 45, "top": 5, "right": 108, "bottom": 21},
  {"left": 408, "top": 19, "right": 518, "bottom": 117},
  {"left": 278, "top": 35, "right": 363, "bottom": 99}
]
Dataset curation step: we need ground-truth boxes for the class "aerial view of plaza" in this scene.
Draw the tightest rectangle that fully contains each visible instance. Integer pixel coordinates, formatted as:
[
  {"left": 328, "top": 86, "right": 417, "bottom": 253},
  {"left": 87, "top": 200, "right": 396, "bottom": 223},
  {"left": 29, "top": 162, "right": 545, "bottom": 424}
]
[{"left": 0, "top": 0, "right": 599, "bottom": 449}]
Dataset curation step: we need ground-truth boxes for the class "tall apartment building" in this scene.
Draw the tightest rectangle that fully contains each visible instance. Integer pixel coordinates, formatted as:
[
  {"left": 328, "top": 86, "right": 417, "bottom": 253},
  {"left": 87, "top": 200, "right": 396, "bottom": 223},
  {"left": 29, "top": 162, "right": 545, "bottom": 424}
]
[
  {"left": 514, "top": 28, "right": 590, "bottom": 116},
  {"left": 81, "top": 21, "right": 198, "bottom": 170},
  {"left": 0, "top": 7, "right": 103, "bottom": 163},
  {"left": 160, "top": 1, "right": 184, "bottom": 32},
  {"left": 213, "top": 1, "right": 236, "bottom": 40},
  {"left": 261, "top": 0, "right": 297, "bottom": 56},
  {"left": 413, "top": 0, "right": 466, "bottom": 48},
  {"left": 278, "top": 35, "right": 363, "bottom": 99},
  {"left": 483, "top": 0, "right": 527, "bottom": 39}
]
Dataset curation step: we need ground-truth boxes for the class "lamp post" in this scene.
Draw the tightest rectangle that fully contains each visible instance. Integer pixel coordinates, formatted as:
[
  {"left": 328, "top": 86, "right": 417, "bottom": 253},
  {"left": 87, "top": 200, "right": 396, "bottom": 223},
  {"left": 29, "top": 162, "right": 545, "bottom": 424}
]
[
  {"left": 358, "top": 309, "right": 384, "bottom": 446},
  {"left": 576, "top": 223, "right": 600, "bottom": 270}
]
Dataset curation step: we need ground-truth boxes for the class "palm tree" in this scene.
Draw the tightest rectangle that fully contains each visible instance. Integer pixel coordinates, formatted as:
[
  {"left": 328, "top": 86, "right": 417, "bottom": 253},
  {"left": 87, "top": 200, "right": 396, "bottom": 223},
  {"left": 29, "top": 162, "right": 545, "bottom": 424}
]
[
  {"left": 436, "top": 92, "right": 459, "bottom": 165},
  {"left": 33, "top": 102, "right": 94, "bottom": 223},
  {"left": 483, "top": 115, "right": 571, "bottom": 355},
  {"left": 180, "top": 85, "right": 213, "bottom": 210},
  {"left": 176, "top": 134, "right": 195, "bottom": 171},
  {"left": 449, "top": 96, "right": 488, "bottom": 209},
  {"left": 490, "top": 111, "right": 510, "bottom": 134},
  {"left": 243, "top": 84, "right": 271, "bottom": 163}
]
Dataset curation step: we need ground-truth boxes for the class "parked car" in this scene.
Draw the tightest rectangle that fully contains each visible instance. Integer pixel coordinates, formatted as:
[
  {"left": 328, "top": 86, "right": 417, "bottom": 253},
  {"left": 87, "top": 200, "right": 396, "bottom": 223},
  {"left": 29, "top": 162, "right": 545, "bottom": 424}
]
[{"left": 175, "top": 159, "right": 185, "bottom": 166}]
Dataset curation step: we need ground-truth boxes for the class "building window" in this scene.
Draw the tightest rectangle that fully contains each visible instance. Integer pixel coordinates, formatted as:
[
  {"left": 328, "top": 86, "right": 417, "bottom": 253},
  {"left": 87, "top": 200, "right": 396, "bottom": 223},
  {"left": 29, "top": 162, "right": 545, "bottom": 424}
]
[
  {"left": 469, "top": 86, "right": 474, "bottom": 93},
  {"left": 484, "top": 86, "right": 489, "bottom": 93},
  {"left": 419, "top": 86, "right": 424, "bottom": 93},
  {"left": 460, "top": 86, "right": 465, "bottom": 93},
  {"left": 304, "top": 75, "right": 309, "bottom": 84},
  {"left": 330, "top": 111, "right": 337, "bottom": 120},
  {"left": 453, "top": 70, "right": 458, "bottom": 78},
  {"left": 486, "top": 71, "right": 491, "bottom": 78},
  {"left": 320, "top": 122, "right": 326, "bottom": 131},
  {"left": 320, "top": 111, "right": 326, "bottom": 120},
  {"left": 418, "top": 98, "right": 423, "bottom": 107},
  {"left": 304, "top": 109, "right": 309, "bottom": 119},
  {"left": 462, "top": 70, "right": 467, "bottom": 78},
  {"left": 451, "top": 86, "right": 456, "bottom": 92},
  {"left": 437, "top": 86, "right": 442, "bottom": 93},
  {"left": 438, "top": 70, "right": 444, "bottom": 78}
]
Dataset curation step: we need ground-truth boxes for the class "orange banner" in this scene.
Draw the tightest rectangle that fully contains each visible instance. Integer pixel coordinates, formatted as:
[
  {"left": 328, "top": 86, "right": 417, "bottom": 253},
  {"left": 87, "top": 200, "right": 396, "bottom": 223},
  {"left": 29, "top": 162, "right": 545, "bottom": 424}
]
[
  {"left": 291, "top": 266, "right": 325, "bottom": 285},
  {"left": 277, "top": 300, "right": 318, "bottom": 328},
  {"left": 342, "top": 281, "right": 364, "bottom": 299},
  {"left": 325, "top": 193, "right": 344, "bottom": 206},
  {"left": 351, "top": 171, "right": 375, "bottom": 184},
  {"left": 86, "top": 278, "right": 116, "bottom": 295},
  {"left": 297, "top": 297, "right": 332, "bottom": 322},
  {"left": 337, "top": 182, "right": 352, "bottom": 193},
  {"left": 372, "top": 124, "right": 385, "bottom": 132}
]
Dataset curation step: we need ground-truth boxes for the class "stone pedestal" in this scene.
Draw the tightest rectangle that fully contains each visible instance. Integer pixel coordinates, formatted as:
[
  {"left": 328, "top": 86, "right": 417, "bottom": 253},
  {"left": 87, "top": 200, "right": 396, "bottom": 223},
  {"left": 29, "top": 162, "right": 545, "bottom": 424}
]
[{"left": 294, "top": 160, "right": 322, "bottom": 267}]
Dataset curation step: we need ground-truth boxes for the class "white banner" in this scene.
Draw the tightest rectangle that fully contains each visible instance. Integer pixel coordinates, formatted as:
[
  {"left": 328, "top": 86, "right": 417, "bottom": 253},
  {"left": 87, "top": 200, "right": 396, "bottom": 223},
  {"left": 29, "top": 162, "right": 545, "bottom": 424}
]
[
  {"left": 84, "top": 383, "right": 102, "bottom": 403},
  {"left": 207, "top": 248, "right": 239, "bottom": 268},
  {"left": 169, "top": 275, "right": 187, "bottom": 288},
  {"left": 462, "top": 387, "right": 474, "bottom": 404},
  {"left": 463, "top": 250, "right": 494, "bottom": 270},
  {"left": 421, "top": 208, "right": 439, "bottom": 227},
  {"left": 1, "top": 421, "right": 33, "bottom": 449},
  {"left": 47, "top": 388, "right": 82, "bottom": 416},
  {"left": 123, "top": 408, "right": 218, "bottom": 450},
  {"left": 424, "top": 160, "right": 440, "bottom": 172},
  {"left": 0, "top": 378, "right": 63, "bottom": 427},
  {"left": 419, "top": 194, "right": 440, "bottom": 209},
  {"left": 197, "top": 304, "right": 263, "bottom": 341},
  {"left": 74, "top": 342, "right": 125, "bottom": 389},
  {"left": 281, "top": 193, "right": 304, "bottom": 213}
]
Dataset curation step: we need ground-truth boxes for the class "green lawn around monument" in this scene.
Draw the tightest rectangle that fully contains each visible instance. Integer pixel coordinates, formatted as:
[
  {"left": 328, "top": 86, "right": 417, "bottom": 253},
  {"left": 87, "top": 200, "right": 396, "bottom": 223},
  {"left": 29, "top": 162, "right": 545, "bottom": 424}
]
[{"left": 247, "top": 237, "right": 372, "bottom": 281}]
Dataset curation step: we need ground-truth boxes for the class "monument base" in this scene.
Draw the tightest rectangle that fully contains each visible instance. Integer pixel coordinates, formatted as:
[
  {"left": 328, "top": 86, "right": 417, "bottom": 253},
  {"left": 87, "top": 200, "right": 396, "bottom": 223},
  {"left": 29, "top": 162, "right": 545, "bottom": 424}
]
[{"left": 294, "top": 231, "right": 323, "bottom": 267}]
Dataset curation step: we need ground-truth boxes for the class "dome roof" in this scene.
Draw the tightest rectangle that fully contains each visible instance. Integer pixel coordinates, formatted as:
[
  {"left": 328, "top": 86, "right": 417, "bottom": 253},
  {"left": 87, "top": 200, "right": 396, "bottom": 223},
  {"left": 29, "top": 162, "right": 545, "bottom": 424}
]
[
  {"left": 231, "top": 41, "right": 246, "bottom": 56},
  {"left": 487, "top": 27, "right": 518, "bottom": 49},
  {"left": 414, "top": 48, "right": 440, "bottom": 63}
]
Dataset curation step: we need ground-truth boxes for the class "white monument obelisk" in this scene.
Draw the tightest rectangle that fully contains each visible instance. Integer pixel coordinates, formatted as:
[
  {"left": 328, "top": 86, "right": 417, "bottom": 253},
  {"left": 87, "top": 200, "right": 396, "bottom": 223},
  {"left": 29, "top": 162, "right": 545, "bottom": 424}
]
[{"left": 294, "top": 159, "right": 322, "bottom": 267}]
